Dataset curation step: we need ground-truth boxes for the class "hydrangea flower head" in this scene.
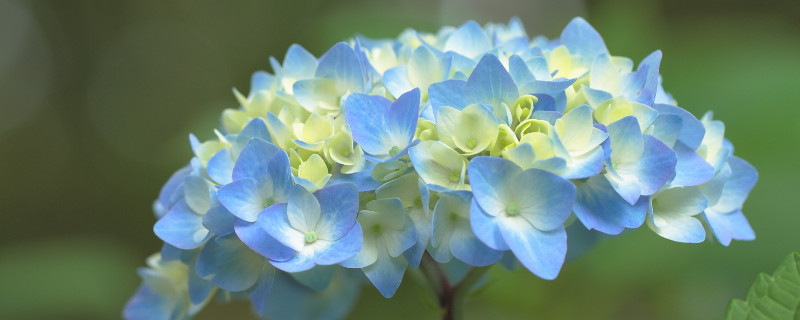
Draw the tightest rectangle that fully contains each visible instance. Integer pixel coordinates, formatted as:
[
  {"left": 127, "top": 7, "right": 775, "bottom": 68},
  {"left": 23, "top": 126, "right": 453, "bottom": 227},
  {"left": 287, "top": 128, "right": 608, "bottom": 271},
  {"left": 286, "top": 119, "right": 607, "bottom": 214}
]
[{"left": 126, "top": 17, "right": 758, "bottom": 320}]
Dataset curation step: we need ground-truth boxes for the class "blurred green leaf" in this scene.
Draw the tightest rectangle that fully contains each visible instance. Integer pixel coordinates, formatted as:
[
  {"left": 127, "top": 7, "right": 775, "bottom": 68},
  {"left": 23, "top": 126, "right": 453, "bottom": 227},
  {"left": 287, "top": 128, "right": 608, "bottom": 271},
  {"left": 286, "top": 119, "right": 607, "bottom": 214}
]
[{"left": 724, "top": 252, "right": 800, "bottom": 320}]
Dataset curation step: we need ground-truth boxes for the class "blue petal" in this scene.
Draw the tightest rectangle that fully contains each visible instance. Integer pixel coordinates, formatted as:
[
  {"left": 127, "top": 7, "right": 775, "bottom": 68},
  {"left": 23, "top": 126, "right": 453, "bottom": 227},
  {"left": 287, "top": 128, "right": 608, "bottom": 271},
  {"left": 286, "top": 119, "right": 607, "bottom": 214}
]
[
  {"left": 155, "top": 166, "right": 191, "bottom": 218},
  {"left": 500, "top": 218, "right": 567, "bottom": 280},
  {"left": 464, "top": 54, "right": 519, "bottom": 107},
  {"left": 383, "top": 65, "right": 414, "bottom": 99},
  {"left": 263, "top": 270, "right": 361, "bottom": 320},
  {"left": 159, "top": 243, "right": 183, "bottom": 262},
  {"left": 196, "top": 234, "right": 264, "bottom": 292},
  {"left": 315, "top": 183, "right": 360, "bottom": 240},
  {"left": 216, "top": 178, "right": 267, "bottom": 222},
  {"left": 316, "top": 42, "right": 365, "bottom": 93},
  {"left": 385, "top": 88, "right": 421, "bottom": 148},
  {"left": 532, "top": 94, "right": 558, "bottom": 112},
  {"left": 344, "top": 93, "right": 392, "bottom": 155},
  {"left": 268, "top": 150, "right": 294, "bottom": 202},
  {"left": 650, "top": 113, "right": 683, "bottom": 147},
  {"left": 450, "top": 225, "right": 503, "bottom": 266},
  {"left": 248, "top": 264, "right": 275, "bottom": 316},
  {"left": 671, "top": 142, "right": 715, "bottom": 187},
  {"left": 183, "top": 175, "right": 211, "bottom": 214},
  {"left": 187, "top": 259, "right": 215, "bottom": 305},
  {"left": 582, "top": 86, "right": 613, "bottom": 107},
  {"left": 250, "top": 70, "right": 274, "bottom": 92},
  {"left": 715, "top": 156, "right": 758, "bottom": 213},
  {"left": 561, "top": 146, "right": 605, "bottom": 180},
  {"left": 269, "top": 248, "right": 317, "bottom": 273},
  {"left": 508, "top": 54, "right": 534, "bottom": 86},
  {"left": 467, "top": 156, "right": 522, "bottom": 216},
  {"left": 154, "top": 200, "right": 209, "bottom": 250},
  {"left": 123, "top": 284, "right": 175, "bottom": 320},
  {"left": 363, "top": 252, "right": 408, "bottom": 298},
  {"left": 573, "top": 175, "right": 648, "bottom": 234},
  {"left": 703, "top": 209, "right": 755, "bottom": 246},
  {"left": 429, "top": 79, "right": 467, "bottom": 116},
  {"left": 619, "top": 50, "right": 661, "bottom": 105},
  {"left": 283, "top": 44, "right": 318, "bottom": 82},
  {"left": 234, "top": 219, "right": 296, "bottom": 261},
  {"left": 328, "top": 164, "right": 382, "bottom": 192},
  {"left": 316, "top": 223, "right": 363, "bottom": 265},
  {"left": 653, "top": 104, "right": 705, "bottom": 150},
  {"left": 206, "top": 149, "right": 234, "bottom": 185},
  {"left": 232, "top": 138, "right": 280, "bottom": 183},
  {"left": 259, "top": 203, "right": 305, "bottom": 251},
  {"left": 202, "top": 201, "right": 236, "bottom": 236},
  {"left": 290, "top": 265, "right": 336, "bottom": 291},
  {"left": 235, "top": 117, "right": 271, "bottom": 149},
  {"left": 510, "top": 169, "right": 576, "bottom": 231},
  {"left": 443, "top": 21, "right": 491, "bottom": 58},
  {"left": 632, "top": 135, "right": 678, "bottom": 196},
  {"left": 560, "top": 17, "right": 609, "bottom": 63},
  {"left": 521, "top": 78, "right": 576, "bottom": 97},
  {"left": 469, "top": 198, "right": 509, "bottom": 250},
  {"left": 293, "top": 78, "right": 339, "bottom": 113},
  {"left": 607, "top": 116, "right": 644, "bottom": 164},
  {"left": 287, "top": 185, "right": 321, "bottom": 233}
]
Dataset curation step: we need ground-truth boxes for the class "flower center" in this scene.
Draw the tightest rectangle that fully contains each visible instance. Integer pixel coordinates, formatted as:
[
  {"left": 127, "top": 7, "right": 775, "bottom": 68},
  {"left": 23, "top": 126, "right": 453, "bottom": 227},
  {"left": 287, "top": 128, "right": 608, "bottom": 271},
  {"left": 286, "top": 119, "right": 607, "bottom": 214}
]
[
  {"left": 389, "top": 146, "right": 401, "bottom": 156},
  {"left": 304, "top": 231, "right": 318, "bottom": 243},
  {"left": 263, "top": 197, "right": 275, "bottom": 208},
  {"left": 449, "top": 171, "right": 460, "bottom": 183},
  {"left": 506, "top": 203, "right": 520, "bottom": 216},
  {"left": 465, "top": 137, "right": 477, "bottom": 149},
  {"left": 371, "top": 224, "right": 383, "bottom": 235},
  {"left": 448, "top": 211, "right": 460, "bottom": 222}
]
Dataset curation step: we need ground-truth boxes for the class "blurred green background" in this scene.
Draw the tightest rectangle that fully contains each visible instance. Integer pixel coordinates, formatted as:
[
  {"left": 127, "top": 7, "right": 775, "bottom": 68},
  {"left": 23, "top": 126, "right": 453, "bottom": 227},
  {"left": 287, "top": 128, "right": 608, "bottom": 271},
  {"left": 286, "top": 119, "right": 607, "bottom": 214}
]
[{"left": 1, "top": 0, "right": 798, "bottom": 319}]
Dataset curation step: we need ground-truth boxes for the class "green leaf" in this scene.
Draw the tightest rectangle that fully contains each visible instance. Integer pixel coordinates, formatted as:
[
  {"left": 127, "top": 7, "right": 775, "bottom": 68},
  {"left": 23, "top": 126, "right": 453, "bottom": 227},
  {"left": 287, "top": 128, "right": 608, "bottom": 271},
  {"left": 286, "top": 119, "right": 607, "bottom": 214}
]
[{"left": 724, "top": 252, "right": 800, "bottom": 320}]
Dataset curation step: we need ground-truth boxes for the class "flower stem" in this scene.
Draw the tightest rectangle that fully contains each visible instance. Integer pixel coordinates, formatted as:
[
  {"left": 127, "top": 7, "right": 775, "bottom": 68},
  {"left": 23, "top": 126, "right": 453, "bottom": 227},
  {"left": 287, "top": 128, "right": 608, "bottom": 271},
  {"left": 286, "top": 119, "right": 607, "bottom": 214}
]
[
  {"left": 418, "top": 253, "right": 491, "bottom": 320},
  {"left": 444, "top": 265, "right": 490, "bottom": 320}
]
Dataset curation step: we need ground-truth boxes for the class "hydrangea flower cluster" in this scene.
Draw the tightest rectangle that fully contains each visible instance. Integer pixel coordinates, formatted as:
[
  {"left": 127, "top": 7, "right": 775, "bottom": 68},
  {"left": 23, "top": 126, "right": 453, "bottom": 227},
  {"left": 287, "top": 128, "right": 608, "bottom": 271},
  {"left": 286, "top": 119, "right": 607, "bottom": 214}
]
[{"left": 125, "top": 17, "right": 758, "bottom": 320}]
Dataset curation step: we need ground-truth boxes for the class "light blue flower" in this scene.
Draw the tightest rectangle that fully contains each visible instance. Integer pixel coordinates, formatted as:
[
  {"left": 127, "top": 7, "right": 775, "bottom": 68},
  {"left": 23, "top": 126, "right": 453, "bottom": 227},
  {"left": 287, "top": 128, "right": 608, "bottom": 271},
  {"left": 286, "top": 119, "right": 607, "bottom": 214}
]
[
  {"left": 557, "top": 17, "right": 609, "bottom": 72},
  {"left": 344, "top": 88, "right": 421, "bottom": 162},
  {"left": 443, "top": 21, "right": 492, "bottom": 59},
  {"left": 153, "top": 175, "right": 213, "bottom": 250},
  {"left": 646, "top": 186, "right": 708, "bottom": 243},
  {"left": 341, "top": 198, "right": 416, "bottom": 297},
  {"left": 603, "top": 116, "right": 677, "bottom": 205},
  {"left": 206, "top": 117, "right": 272, "bottom": 186},
  {"left": 701, "top": 156, "right": 758, "bottom": 246},
  {"left": 375, "top": 172, "right": 431, "bottom": 268},
  {"left": 571, "top": 174, "right": 649, "bottom": 235},
  {"left": 383, "top": 45, "right": 450, "bottom": 100},
  {"left": 216, "top": 138, "right": 289, "bottom": 222},
  {"left": 294, "top": 42, "right": 370, "bottom": 116},
  {"left": 260, "top": 184, "right": 363, "bottom": 272},
  {"left": 430, "top": 190, "right": 502, "bottom": 266},
  {"left": 468, "top": 156, "right": 576, "bottom": 279},
  {"left": 650, "top": 103, "right": 715, "bottom": 187},
  {"left": 408, "top": 140, "right": 469, "bottom": 191},
  {"left": 124, "top": 254, "right": 213, "bottom": 320},
  {"left": 153, "top": 166, "right": 191, "bottom": 218}
]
